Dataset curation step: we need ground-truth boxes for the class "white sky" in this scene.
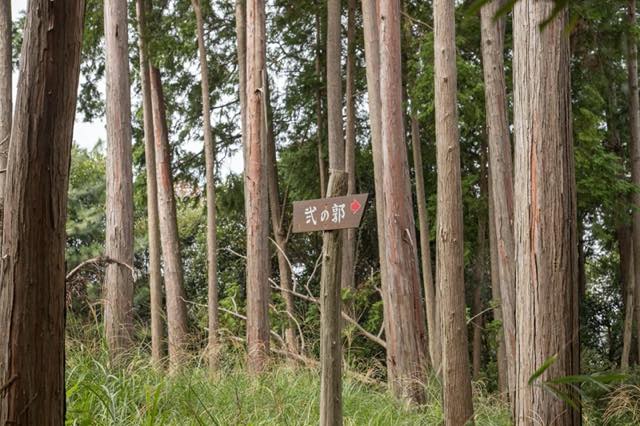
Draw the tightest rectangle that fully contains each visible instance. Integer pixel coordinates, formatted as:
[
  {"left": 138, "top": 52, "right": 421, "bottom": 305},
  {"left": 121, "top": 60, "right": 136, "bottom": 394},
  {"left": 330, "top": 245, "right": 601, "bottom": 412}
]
[{"left": 11, "top": 0, "right": 243, "bottom": 176}]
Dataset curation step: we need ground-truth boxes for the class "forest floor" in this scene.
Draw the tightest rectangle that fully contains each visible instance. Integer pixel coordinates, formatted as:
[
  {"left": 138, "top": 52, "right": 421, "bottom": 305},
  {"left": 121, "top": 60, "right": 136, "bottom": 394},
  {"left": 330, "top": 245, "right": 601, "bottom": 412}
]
[{"left": 65, "top": 326, "right": 637, "bottom": 425}]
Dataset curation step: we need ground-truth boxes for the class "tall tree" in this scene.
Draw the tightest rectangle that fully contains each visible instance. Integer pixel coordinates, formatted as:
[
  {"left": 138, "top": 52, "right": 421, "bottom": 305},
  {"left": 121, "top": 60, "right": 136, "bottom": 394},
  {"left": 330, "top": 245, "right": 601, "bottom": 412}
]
[
  {"left": 627, "top": 0, "right": 640, "bottom": 373},
  {"left": 245, "top": 0, "right": 271, "bottom": 372},
  {"left": 0, "top": 0, "right": 10, "bottom": 249},
  {"left": 620, "top": 224, "right": 635, "bottom": 368},
  {"left": 104, "top": 0, "right": 136, "bottom": 358},
  {"left": 513, "top": 2, "right": 580, "bottom": 423},
  {"left": 316, "top": 13, "right": 327, "bottom": 199},
  {"left": 488, "top": 168, "right": 509, "bottom": 396},
  {"left": 361, "top": 0, "right": 388, "bottom": 368},
  {"left": 327, "top": 0, "right": 344, "bottom": 174},
  {"left": 149, "top": 65, "right": 190, "bottom": 371},
  {"left": 341, "top": 0, "right": 357, "bottom": 295},
  {"left": 378, "top": 0, "right": 428, "bottom": 404},
  {"left": 433, "top": 0, "right": 474, "bottom": 420},
  {"left": 191, "top": 0, "right": 219, "bottom": 368},
  {"left": 472, "top": 159, "right": 489, "bottom": 381},
  {"left": 480, "top": 0, "right": 516, "bottom": 402},
  {"left": 0, "top": 1, "right": 85, "bottom": 422},
  {"left": 136, "top": 0, "right": 164, "bottom": 366},
  {"left": 266, "top": 77, "right": 298, "bottom": 354},
  {"left": 411, "top": 115, "right": 440, "bottom": 371}
]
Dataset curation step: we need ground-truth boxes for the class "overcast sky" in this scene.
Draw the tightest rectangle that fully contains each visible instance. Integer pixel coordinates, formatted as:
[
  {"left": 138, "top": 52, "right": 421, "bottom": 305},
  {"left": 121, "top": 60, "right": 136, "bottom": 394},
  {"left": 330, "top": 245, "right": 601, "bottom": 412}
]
[{"left": 10, "top": 0, "right": 243, "bottom": 175}]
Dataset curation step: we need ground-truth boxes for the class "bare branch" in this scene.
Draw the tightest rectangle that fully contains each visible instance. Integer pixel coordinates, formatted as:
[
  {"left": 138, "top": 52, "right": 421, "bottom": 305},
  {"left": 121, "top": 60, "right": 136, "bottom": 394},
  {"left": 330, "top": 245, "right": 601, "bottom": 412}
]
[{"left": 65, "top": 256, "right": 136, "bottom": 282}]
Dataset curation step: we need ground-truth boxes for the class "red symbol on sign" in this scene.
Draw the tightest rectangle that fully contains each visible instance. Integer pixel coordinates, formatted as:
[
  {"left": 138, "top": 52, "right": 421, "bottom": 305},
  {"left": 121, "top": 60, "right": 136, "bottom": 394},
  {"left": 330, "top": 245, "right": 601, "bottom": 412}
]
[{"left": 350, "top": 199, "right": 362, "bottom": 214}]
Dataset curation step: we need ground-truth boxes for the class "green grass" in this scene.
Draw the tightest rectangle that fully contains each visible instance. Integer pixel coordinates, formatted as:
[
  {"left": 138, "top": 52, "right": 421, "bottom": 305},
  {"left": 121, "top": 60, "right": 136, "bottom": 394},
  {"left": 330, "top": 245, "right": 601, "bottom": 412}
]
[{"left": 65, "top": 338, "right": 511, "bottom": 425}]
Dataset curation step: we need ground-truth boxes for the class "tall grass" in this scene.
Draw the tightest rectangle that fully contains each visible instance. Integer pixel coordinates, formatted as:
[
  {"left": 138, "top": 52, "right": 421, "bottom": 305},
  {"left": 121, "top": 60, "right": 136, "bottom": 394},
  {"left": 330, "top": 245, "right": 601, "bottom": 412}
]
[{"left": 65, "top": 333, "right": 511, "bottom": 425}]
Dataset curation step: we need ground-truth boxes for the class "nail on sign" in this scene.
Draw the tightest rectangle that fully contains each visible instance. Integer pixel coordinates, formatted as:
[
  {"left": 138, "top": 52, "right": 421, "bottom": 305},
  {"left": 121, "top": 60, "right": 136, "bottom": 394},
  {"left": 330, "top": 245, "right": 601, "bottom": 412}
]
[{"left": 292, "top": 194, "right": 369, "bottom": 233}]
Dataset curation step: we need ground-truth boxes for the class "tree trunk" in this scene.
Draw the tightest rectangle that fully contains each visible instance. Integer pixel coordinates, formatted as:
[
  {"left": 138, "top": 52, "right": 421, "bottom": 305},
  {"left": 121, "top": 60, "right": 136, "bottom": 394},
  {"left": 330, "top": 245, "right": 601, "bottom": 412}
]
[
  {"left": 0, "top": 1, "right": 10, "bottom": 251},
  {"left": 236, "top": 0, "right": 247, "bottom": 165},
  {"left": 104, "top": 0, "right": 136, "bottom": 359},
  {"left": 327, "top": 0, "right": 344, "bottom": 173},
  {"left": 361, "top": 0, "right": 389, "bottom": 366},
  {"left": 245, "top": 0, "right": 271, "bottom": 372},
  {"left": 433, "top": 0, "right": 475, "bottom": 421},
  {"left": 620, "top": 225, "right": 635, "bottom": 369},
  {"left": 316, "top": 14, "right": 327, "bottom": 198},
  {"left": 265, "top": 73, "right": 298, "bottom": 354},
  {"left": 627, "top": 0, "right": 640, "bottom": 375},
  {"left": 0, "top": 1, "right": 85, "bottom": 422},
  {"left": 136, "top": 0, "right": 164, "bottom": 366},
  {"left": 472, "top": 159, "right": 489, "bottom": 381},
  {"left": 341, "top": 0, "right": 357, "bottom": 296},
  {"left": 319, "top": 171, "right": 348, "bottom": 426},
  {"left": 149, "top": 65, "right": 190, "bottom": 372},
  {"left": 411, "top": 115, "right": 440, "bottom": 372},
  {"left": 488, "top": 168, "right": 508, "bottom": 397},
  {"left": 480, "top": 0, "right": 516, "bottom": 405},
  {"left": 378, "top": 0, "right": 428, "bottom": 404},
  {"left": 192, "top": 0, "right": 219, "bottom": 369},
  {"left": 513, "top": 2, "right": 580, "bottom": 423}
]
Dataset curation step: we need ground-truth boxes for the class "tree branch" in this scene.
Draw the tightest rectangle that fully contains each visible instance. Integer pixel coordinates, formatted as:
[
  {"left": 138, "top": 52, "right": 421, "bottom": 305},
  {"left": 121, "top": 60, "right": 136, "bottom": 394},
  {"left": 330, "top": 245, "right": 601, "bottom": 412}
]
[{"left": 65, "top": 256, "right": 136, "bottom": 282}]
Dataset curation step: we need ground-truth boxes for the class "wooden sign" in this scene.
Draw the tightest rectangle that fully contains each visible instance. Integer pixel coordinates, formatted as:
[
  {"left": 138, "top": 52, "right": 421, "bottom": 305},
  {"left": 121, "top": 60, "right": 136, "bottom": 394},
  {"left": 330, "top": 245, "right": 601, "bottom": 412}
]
[{"left": 292, "top": 194, "right": 369, "bottom": 233}]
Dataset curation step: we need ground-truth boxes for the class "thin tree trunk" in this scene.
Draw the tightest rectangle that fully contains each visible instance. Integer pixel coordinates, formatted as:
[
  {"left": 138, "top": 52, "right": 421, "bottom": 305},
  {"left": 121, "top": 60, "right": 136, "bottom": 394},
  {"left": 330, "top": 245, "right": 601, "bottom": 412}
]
[
  {"left": 620, "top": 225, "right": 635, "bottom": 369},
  {"left": 513, "top": 2, "right": 580, "bottom": 423},
  {"left": 472, "top": 157, "right": 489, "bottom": 381},
  {"left": 361, "top": 1, "right": 389, "bottom": 366},
  {"left": 319, "top": 172, "right": 348, "bottom": 426},
  {"left": 0, "top": 1, "right": 85, "bottom": 422},
  {"left": 480, "top": 0, "right": 516, "bottom": 405},
  {"left": 236, "top": 0, "right": 247, "bottom": 166},
  {"left": 627, "top": 0, "right": 640, "bottom": 375},
  {"left": 136, "top": 0, "right": 164, "bottom": 366},
  {"left": 433, "top": 0, "right": 475, "bottom": 421},
  {"left": 411, "top": 115, "right": 440, "bottom": 372},
  {"left": 0, "top": 1, "right": 10, "bottom": 250},
  {"left": 378, "top": 0, "right": 428, "bottom": 404},
  {"left": 327, "top": 0, "right": 344, "bottom": 173},
  {"left": 192, "top": 0, "right": 219, "bottom": 369},
  {"left": 265, "top": 74, "right": 298, "bottom": 354},
  {"left": 149, "top": 65, "right": 190, "bottom": 372},
  {"left": 316, "top": 14, "right": 327, "bottom": 198},
  {"left": 245, "top": 0, "right": 271, "bottom": 372},
  {"left": 488, "top": 169, "right": 508, "bottom": 397},
  {"left": 341, "top": 0, "right": 357, "bottom": 296},
  {"left": 104, "top": 0, "right": 135, "bottom": 359}
]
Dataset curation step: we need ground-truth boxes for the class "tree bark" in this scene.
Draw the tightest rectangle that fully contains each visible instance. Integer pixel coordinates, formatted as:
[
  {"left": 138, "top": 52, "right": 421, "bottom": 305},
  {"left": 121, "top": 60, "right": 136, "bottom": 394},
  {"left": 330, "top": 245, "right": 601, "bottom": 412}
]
[
  {"left": 361, "top": 2, "right": 389, "bottom": 375},
  {"left": 265, "top": 73, "right": 298, "bottom": 354},
  {"left": 192, "top": 0, "right": 219, "bottom": 369},
  {"left": 245, "top": 0, "right": 271, "bottom": 373},
  {"left": 480, "top": 0, "right": 516, "bottom": 405},
  {"left": 326, "top": 0, "right": 344, "bottom": 174},
  {"left": 378, "top": 0, "right": 428, "bottom": 404},
  {"left": 433, "top": 0, "right": 475, "bottom": 421},
  {"left": 411, "top": 115, "right": 441, "bottom": 372},
  {"left": 0, "top": 1, "right": 10, "bottom": 251},
  {"left": 513, "top": 2, "right": 580, "bottom": 423},
  {"left": 236, "top": 0, "right": 247, "bottom": 166},
  {"left": 0, "top": 1, "right": 85, "bottom": 422},
  {"left": 620, "top": 225, "right": 635, "bottom": 369},
  {"left": 316, "top": 14, "right": 327, "bottom": 198},
  {"left": 136, "top": 0, "right": 164, "bottom": 366},
  {"left": 104, "top": 0, "right": 136, "bottom": 359},
  {"left": 319, "top": 171, "right": 348, "bottom": 426},
  {"left": 149, "top": 65, "right": 190, "bottom": 372},
  {"left": 341, "top": 0, "right": 357, "bottom": 296},
  {"left": 472, "top": 158, "right": 489, "bottom": 381},
  {"left": 627, "top": 0, "right": 640, "bottom": 375},
  {"left": 488, "top": 168, "right": 508, "bottom": 397}
]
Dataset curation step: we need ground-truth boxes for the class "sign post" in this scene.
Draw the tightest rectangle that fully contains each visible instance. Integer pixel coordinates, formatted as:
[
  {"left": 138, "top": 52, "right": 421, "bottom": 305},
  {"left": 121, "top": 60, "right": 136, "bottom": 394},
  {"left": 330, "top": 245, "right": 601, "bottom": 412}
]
[{"left": 292, "top": 172, "right": 368, "bottom": 426}]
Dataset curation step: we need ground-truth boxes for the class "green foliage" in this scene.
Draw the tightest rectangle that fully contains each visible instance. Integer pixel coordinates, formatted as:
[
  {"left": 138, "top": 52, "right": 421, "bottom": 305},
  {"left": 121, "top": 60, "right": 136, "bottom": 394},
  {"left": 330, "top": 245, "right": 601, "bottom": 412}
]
[{"left": 65, "top": 326, "right": 512, "bottom": 425}]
